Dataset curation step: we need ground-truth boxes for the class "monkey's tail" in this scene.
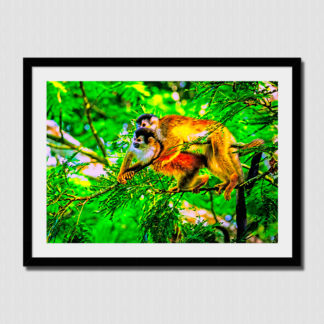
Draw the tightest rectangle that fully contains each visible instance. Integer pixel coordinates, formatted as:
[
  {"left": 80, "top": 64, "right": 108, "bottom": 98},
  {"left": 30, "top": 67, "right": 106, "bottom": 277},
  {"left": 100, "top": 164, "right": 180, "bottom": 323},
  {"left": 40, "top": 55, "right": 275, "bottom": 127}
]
[
  {"left": 236, "top": 149, "right": 263, "bottom": 242},
  {"left": 246, "top": 152, "right": 262, "bottom": 190},
  {"left": 231, "top": 138, "right": 264, "bottom": 150},
  {"left": 236, "top": 186, "right": 247, "bottom": 242}
]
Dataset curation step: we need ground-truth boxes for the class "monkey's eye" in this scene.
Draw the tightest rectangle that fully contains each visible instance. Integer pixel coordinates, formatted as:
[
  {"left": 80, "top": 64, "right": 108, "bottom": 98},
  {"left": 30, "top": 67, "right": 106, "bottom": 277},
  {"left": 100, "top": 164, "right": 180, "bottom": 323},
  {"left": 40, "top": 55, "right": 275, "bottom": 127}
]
[{"left": 133, "top": 137, "right": 143, "bottom": 148}]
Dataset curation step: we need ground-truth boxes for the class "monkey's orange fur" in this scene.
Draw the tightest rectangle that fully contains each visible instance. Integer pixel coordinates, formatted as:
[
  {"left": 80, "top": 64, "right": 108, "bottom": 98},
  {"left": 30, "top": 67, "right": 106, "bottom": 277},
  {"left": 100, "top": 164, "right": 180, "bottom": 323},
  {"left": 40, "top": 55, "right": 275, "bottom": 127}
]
[
  {"left": 152, "top": 152, "right": 205, "bottom": 176},
  {"left": 120, "top": 115, "right": 264, "bottom": 200},
  {"left": 140, "top": 115, "right": 243, "bottom": 200},
  {"left": 117, "top": 129, "right": 209, "bottom": 193},
  {"left": 153, "top": 152, "right": 209, "bottom": 193}
]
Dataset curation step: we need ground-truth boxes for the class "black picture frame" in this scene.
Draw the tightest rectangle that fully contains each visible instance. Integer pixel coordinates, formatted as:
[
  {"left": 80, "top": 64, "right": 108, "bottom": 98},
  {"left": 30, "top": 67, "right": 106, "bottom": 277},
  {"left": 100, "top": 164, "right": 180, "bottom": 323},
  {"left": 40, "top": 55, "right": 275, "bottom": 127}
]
[{"left": 23, "top": 57, "right": 302, "bottom": 267}]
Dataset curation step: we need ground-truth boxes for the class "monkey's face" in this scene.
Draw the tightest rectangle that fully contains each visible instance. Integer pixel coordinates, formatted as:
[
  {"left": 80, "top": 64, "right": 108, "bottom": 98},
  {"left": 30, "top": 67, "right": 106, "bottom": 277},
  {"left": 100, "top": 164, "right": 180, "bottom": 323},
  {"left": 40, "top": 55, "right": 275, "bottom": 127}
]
[
  {"left": 132, "top": 134, "right": 146, "bottom": 149},
  {"left": 136, "top": 115, "right": 159, "bottom": 130},
  {"left": 131, "top": 129, "right": 161, "bottom": 164}
]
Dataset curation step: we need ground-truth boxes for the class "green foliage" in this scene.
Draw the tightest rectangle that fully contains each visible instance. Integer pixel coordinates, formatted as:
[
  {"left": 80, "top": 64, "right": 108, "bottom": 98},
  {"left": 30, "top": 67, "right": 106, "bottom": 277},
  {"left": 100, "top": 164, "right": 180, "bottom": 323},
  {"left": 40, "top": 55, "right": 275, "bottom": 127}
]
[
  {"left": 179, "top": 222, "right": 226, "bottom": 243},
  {"left": 139, "top": 195, "right": 180, "bottom": 243},
  {"left": 46, "top": 81, "right": 278, "bottom": 243}
]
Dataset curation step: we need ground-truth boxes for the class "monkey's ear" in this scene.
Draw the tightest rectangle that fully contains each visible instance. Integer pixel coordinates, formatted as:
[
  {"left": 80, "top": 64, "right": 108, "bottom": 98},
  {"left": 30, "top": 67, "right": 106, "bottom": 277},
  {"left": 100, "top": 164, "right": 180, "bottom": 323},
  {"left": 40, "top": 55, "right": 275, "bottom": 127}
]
[
  {"left": 148, "top": 136, "right": 156, "bottom": 145},
  {"left": 150, "top": 116, "right": 159, "bottom": 126}
]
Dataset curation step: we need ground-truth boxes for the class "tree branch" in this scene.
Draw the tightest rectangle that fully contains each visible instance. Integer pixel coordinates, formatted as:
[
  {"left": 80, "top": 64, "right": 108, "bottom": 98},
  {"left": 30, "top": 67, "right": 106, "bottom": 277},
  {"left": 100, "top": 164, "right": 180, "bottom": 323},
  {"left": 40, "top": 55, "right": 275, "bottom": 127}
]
[
  {"left": 79, "top": 81, "right": 107, "bottom": 158},
  {"left": 47, "top": 142, "right": 72, "bottom": 150},
  {"left": 47, "top": 133, "right": 108, "bottom": 165}
]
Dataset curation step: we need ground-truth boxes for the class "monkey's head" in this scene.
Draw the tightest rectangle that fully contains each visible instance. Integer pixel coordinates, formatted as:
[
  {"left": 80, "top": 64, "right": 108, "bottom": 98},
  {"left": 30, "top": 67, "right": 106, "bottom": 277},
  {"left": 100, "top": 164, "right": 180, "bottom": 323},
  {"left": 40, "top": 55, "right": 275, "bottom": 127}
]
[
  {"left": 131, "top": 127, "right": 162, "bottom": 163},
  {"left": 136, "top": 114, "right": 159, "bottom": 130}
]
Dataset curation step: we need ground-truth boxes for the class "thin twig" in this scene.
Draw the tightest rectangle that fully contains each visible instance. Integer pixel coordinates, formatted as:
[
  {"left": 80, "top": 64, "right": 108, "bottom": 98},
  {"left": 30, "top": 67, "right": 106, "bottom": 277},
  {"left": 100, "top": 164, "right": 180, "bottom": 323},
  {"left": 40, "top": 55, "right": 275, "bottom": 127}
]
[
  {"left": 59, "top": 107, "right": 64, "bottom": 143},
  {"left": 239, "top": 170, "right": 272, "bottom": 189},
  {"left": 209, "top": 192, "right": 218, "bottom": 223},
  {"left": 209, "top": 192, "right": 231, "bottom": 243},
  {"left": 241, "top": 163, "right": 277, "bottom": 187},
  {"left": 68, "top": 199, "right": 88, "bottom": 243}
]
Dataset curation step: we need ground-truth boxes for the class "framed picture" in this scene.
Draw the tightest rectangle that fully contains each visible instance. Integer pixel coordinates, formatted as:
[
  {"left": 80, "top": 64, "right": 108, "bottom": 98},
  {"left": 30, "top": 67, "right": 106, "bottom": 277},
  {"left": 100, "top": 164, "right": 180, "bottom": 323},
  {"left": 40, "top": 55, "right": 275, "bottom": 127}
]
[{"left": 23, "top": 57, "right": 301, "bottom": 267}]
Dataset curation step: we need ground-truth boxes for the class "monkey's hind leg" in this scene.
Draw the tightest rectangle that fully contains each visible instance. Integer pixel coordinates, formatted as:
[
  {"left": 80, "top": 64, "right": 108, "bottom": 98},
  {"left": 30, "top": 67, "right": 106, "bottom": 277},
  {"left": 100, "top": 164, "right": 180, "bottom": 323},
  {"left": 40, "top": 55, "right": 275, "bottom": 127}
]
[
  {"left": 205, "top": 142, "right": 230, "bottom": 196},
  {"left": 214, "top": 181, "right": 229, "bottom": 195},
  {"left": 171, "top": 170, "right": 209, "bottom": 193},
  {"left": 191, "top": 175, "right": 209, "bottom": 193},
  {"left": 168, "top": 170, "right": 197, "bottom": 193},
  {"left": 221, "top": 145, "right": 243, "bottom": 200},
  {"left": 213, "top": 171, "right": 240, "bottom": 200},
  {"left": 207, "top": 134, "right": 242, "bottom": 200}
]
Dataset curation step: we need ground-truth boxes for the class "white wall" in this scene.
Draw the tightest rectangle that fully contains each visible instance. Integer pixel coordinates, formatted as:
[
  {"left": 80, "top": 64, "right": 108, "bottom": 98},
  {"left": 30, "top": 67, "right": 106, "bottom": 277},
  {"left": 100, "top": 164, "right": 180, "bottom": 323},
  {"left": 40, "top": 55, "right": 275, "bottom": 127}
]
[{"left": 0, "top": 1, "right": 322, "bottom": 323}]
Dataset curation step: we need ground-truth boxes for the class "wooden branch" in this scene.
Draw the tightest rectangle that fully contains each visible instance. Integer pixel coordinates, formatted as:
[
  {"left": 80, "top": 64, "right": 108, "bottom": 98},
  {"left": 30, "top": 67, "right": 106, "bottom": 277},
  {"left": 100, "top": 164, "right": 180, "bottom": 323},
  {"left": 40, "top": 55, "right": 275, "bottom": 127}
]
[
  {"left": 79, "top": 81, "right": 107, "bottom": 158},
  {"left": 47, "top": 142, "right": 71, "bottom": 150},
  {"left": 47, "top": 133, "right": 108, "bottom": 165}
]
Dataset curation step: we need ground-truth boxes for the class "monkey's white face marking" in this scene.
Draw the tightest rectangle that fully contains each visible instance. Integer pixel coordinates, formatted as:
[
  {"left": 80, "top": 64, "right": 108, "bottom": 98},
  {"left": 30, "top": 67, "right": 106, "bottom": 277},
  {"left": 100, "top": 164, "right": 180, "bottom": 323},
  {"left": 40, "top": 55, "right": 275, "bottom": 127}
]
[
  {"left": 139, "top": 116, "right": 159, "bottom": 130},
  {"left": 130, "top": 144, "right": 156, "bottom": 164},
  {"left": 149, "top": 116, "right": 159, "bottom": 130},
  {"left": 130, "top": 134, "right": 157, "bottom": 164}
]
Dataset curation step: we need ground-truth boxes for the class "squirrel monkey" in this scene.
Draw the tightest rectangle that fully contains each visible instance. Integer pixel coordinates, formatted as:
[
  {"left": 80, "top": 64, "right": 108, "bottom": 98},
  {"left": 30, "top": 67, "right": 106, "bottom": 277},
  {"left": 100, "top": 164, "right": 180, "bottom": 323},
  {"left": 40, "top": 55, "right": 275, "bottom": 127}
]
[
  {"left": 135, "top": 114, "right": 263, "bottom": 200},
  {"left": 117, "top": 128, "right": 209, "bottom": 193}
]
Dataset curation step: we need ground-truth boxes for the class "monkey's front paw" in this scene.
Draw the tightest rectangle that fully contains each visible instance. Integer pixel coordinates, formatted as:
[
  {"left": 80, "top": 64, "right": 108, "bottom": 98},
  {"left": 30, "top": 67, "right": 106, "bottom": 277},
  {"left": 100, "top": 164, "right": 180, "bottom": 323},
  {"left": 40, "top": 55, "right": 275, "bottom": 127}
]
[
  {"left": 117, "top": 171, "right": 135, "bottom": 184},
  {"left": 124, "top": 171, "right": 135, "bottom": 180},
  {"left": 117, "top": 175, "right": 127, "bottom": 184}
]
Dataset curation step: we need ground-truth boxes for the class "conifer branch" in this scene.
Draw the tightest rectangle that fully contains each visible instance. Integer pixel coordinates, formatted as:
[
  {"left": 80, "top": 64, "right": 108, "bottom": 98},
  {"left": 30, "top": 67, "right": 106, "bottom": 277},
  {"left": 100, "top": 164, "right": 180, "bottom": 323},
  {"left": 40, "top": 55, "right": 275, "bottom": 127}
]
[{"left": 71, "top": 184, "right": 118, "bottom": 201}]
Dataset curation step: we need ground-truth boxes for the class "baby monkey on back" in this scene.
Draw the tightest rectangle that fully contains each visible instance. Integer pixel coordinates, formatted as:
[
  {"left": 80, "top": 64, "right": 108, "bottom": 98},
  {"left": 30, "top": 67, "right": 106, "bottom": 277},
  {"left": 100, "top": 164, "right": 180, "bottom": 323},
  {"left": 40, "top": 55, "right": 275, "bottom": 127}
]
[{"left": 118, "top": 127, "right": 209, "bottom": 193}]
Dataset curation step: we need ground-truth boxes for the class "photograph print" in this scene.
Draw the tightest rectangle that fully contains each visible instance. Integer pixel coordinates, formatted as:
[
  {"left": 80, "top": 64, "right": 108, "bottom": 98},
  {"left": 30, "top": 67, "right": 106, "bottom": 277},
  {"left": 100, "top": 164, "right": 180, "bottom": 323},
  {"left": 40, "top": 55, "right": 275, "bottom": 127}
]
[
  {"left": 24, "top": 58, "right": 301, "bottom": 266},
  {"left": 46, "top": 80, "right": 278, "bottom": 244}
]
